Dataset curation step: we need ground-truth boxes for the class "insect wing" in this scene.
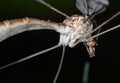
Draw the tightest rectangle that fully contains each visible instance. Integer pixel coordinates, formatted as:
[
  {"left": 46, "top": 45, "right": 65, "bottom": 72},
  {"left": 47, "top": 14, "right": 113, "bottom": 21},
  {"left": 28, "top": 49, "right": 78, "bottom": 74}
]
[
  {"left": 76, "top": 0, "right": 109, "bottom": 16},
  {"left": 76, "top": 0, "right": 88, "bottom": 15}
]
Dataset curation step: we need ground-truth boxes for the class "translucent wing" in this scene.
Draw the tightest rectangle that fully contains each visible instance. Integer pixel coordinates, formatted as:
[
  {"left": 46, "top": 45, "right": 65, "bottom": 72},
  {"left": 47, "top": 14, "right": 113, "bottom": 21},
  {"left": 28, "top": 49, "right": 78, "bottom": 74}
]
[
  {"left": 76, "top": 0, "right": 109, "bottom": 16},
  {"left": 0, "top": 17, "right": 62, "bottom": 42}
]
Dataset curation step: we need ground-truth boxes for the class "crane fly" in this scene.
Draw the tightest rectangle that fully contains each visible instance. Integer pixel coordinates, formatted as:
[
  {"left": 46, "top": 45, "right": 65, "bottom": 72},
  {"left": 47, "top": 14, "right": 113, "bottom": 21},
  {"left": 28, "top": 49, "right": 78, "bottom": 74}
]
[{"left": 0, "top": 0, "right": 120, "bottom": 83}]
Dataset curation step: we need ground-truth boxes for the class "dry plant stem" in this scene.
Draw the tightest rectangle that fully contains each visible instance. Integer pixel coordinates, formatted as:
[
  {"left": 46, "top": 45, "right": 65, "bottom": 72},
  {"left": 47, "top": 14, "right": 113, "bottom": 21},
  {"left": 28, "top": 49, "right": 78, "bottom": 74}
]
[{"left": 82, "top": 61, "right": 90, "bottom": 83}]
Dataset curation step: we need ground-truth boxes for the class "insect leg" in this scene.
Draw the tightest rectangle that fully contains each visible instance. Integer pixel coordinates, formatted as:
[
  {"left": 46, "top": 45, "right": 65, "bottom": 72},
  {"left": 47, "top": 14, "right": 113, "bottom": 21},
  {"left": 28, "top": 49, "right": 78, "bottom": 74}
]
[
  {"left": 90, "top": 24, "right": 120, "bottom": 39},
  {"left": 83, "top": 42, "right": 95, "bottom": 57},
  {"left": 74, "top": 11, "right": 120, "bottom": 47},
  {"left": 91, "top": 11, "right": 120, "bottom": 34},
  {"left": 0, "top": 44, "right": 60, "bottom": 70},
  {"left": 53, "top": 45, "right": 66, "bottom": 83},
  {"left": 36, "top": 0, "right": 69, "bottom": 18}
]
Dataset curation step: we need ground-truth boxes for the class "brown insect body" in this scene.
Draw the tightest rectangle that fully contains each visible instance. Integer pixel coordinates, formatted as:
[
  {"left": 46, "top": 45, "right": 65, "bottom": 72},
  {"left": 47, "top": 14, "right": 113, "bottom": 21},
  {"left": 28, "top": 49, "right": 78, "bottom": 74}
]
[
  {"left": 0, "top": 14, "right": 96, "bottom": 57},
  {"left": 0, "top": 17, "right": 62, "bottom": 42},
  {"left": 58, "top": 15, "right": 95, "bottom": 57},
  {"left": 0, "top": 1, "right": 119, "bottom": 83},
  {"left": 59, "top": 15, "right": 93, "bottom": 45}
]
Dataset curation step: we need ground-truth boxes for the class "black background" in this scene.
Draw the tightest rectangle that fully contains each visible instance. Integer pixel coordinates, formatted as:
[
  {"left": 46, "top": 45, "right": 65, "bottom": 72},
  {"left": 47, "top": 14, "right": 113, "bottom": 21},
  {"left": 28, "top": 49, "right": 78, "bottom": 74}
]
[{"left": 0, "top": 0, "right": 120, "bottom": 83}]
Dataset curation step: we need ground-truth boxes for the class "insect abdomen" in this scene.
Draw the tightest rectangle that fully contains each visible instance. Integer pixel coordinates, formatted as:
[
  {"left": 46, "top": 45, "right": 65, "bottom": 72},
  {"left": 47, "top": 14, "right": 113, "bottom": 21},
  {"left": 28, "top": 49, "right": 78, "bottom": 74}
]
[{"left": 0, "top": 17, "right": 60, "bottom": 42}]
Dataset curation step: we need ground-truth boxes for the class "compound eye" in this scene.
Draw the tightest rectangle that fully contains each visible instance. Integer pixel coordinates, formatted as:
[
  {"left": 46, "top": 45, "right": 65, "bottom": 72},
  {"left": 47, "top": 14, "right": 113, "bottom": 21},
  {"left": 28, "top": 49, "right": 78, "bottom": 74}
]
[{"left": 89, "top": 41, "right": 96, "bottom": 47}]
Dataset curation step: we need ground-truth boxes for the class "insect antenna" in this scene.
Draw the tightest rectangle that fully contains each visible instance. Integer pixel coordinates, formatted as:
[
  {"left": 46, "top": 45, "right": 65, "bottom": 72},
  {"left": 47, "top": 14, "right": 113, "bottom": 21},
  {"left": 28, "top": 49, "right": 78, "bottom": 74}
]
[
  {"left": 36, "top": 0, "right": 69, "bottom": 18},
  {"left": 74, "top": 11, "right": 120, "bottom": 47},
  {"left": 53, "top": 45, "right": 66, "bottom": 83},
  {"left": 0, "top": 44, "right": 60, "bottom": 70}
]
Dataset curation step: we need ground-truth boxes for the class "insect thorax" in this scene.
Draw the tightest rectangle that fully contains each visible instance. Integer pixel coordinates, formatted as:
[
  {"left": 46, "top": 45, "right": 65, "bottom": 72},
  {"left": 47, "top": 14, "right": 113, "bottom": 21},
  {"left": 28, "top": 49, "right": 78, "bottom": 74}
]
[{"left": 57, "top": 15, "right": 93, "bottom": 47}]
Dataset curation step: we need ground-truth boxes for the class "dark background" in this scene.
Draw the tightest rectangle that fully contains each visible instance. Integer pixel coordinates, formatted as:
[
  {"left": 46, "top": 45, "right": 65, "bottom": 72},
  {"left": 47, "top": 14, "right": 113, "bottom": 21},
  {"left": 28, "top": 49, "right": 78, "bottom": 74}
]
[{"left": 0, "top": 0, "right": 119, "bottom": 83}]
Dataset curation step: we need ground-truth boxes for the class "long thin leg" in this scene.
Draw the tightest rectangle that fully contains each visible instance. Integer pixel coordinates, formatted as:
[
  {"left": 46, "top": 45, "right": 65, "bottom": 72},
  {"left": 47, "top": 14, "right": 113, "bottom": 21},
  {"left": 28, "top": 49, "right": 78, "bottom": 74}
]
[
  {"left": 90, "top": 24, "right": 120, "bottom": 39},
  {"left": 36, "top": 0, "right": 69, "bottom": 18},
  {"left": 74, "top": 11, "right": 120, "bottom": 47},
  {"left": 0, "top": 44, "right": 60, "bottom": 70},
  {"left": 92, "top": 11, "right": 120, "bottom": 34},
  {"left": 53, "top": 45, "right": 66, "bottom": 83}
]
